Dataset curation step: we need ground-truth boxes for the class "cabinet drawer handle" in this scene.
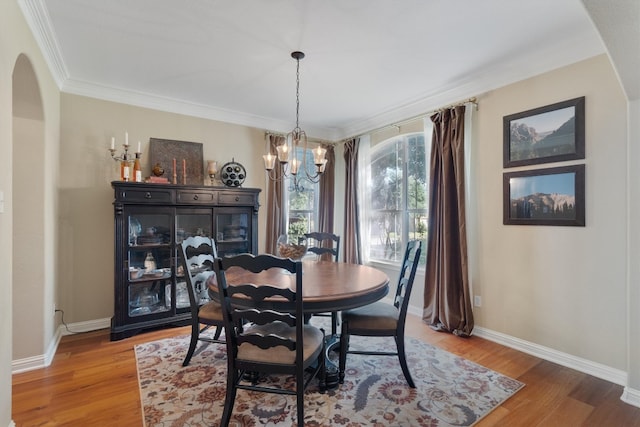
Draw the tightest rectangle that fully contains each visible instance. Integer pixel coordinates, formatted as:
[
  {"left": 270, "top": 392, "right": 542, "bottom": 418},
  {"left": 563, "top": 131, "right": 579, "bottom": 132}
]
[
  {"left": 193, "top": 195, "right": 199, "bottom": 200},
  {"left": 145, "top": 192, "right": 152, "bottom": 199},
  {"left": 235, "top": 196, "right": 240, "bottom": 201}
]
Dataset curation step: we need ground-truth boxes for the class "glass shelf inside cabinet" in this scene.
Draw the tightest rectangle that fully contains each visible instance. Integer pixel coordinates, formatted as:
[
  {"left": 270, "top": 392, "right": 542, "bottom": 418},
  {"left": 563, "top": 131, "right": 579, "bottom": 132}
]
[
  {"left": 176, "top": 212, "right": 212, "bottom": 244},
  {"left": 129, "top": 214, "right": 171, "bottom": 247},
  {"left": 216, "top": 212, "right": 250, "bottom": 256},
  {"left": 129, "top": 282, "right": 170, "bottom": 316},
  {"left": 128, "top": 247, "right": 172, "bottom": 282}
]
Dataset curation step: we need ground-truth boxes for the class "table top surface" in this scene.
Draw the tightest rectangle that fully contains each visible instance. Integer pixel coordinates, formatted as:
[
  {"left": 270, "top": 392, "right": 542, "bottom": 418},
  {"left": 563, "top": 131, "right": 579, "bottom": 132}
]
[{"left": 210, "top": 260, "right": 390, "bottom": 313}]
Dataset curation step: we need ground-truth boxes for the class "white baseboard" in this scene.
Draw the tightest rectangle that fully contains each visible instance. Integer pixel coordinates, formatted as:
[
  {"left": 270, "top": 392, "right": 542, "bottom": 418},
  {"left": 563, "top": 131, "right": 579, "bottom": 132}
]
[
  {"left": 58, "top": 317, "right": 111, "bottom": 336},
  {"left": 11, "top": 317, "right": 111, "bottom": 374},
  {"left": 472, "top": 326, "right": 628, "bottom": 387},
  {"left": 622, "top": 386, "right": 640, "bottom": 407}
]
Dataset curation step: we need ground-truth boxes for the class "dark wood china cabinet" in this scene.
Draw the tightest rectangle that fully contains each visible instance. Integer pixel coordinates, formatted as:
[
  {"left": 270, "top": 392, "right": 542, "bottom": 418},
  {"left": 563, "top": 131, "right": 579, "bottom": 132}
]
[{"left": 110, "top": 181, "right": 260, "bottom": 340}]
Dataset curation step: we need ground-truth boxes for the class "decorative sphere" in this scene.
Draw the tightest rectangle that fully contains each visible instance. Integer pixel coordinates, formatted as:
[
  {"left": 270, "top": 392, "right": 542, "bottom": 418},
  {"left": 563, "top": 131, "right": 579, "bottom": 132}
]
[{"left": 152, "top": 163, "right": 164, "bottom": 177}]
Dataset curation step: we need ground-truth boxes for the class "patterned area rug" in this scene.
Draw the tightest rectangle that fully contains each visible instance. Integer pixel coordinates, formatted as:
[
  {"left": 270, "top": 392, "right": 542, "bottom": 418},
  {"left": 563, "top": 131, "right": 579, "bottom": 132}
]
[{"left": 135, "top": 329, "right": 524, "bottom": 426}]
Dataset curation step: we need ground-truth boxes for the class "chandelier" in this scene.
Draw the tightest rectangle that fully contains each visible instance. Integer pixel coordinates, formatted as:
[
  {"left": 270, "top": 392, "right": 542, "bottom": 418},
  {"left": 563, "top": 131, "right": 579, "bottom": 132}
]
[{"left": 263, "top": 51, "right": 327, "bottom": 184}]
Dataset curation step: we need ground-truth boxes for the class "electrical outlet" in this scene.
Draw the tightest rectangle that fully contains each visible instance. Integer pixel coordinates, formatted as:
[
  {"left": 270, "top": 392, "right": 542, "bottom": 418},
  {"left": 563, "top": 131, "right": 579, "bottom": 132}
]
[{"left": 474, "top": 295, "right": 482, "bottom": 307}]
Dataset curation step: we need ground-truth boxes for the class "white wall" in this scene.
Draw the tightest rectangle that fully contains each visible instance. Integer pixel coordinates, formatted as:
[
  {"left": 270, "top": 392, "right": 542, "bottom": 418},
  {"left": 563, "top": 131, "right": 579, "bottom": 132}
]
[
  {"left": 57, "top": 94, "right": 267, "bottom": 325},
  {"left": 471, "top": 55, "right": 627, "bottom": 371},
  {"left": 1, "top": 0, "right": 61, "bottom": 425}
]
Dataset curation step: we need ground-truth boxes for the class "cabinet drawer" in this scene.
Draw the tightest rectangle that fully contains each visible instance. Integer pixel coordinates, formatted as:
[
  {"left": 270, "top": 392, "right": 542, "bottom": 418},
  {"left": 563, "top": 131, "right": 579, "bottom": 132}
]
[
  {"left": 117, "top": 188, "right": 174, "bottom": 204},
  {"left": 218, "top": 192, "right": 256, "bottom": 205},
  {"left": 177, "top": 190, "right": 217, "bottom": 204}
]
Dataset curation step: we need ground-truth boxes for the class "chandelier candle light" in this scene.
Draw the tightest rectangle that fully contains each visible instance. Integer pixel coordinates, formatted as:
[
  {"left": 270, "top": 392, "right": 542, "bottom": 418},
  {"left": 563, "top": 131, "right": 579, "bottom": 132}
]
[{"left": 264, "top": 51, "right": 327, "bottom": 183}]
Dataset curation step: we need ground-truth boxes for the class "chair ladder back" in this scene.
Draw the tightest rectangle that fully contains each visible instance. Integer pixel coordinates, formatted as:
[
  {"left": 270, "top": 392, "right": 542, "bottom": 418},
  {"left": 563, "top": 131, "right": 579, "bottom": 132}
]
[
  {"left": 182, "top": 236, "right": 218, "bottom": 258},
  {"left": 180, "top": 237, "right": 218, "bottom": 307},
  {"left": 215, "top": 254, "right": 305, "bottom": 354},
  {"left": 222, "top": 253, "right": 298, "bottom": 273},
  {"left": 396, "top": 240, "right": 423, "bottom": 315},
  {"left": 179, "top": 236, "right": 224, "bottom": 367},
  {"left": 302, "top": 232, "right": 340, "bottom": 261}
]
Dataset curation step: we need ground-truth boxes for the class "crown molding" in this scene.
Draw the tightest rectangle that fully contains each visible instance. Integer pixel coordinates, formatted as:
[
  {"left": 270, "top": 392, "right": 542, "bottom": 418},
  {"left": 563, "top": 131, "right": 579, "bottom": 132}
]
[
  {"left": 61, "top": 77, "right": 340, "bottom": 141},
  {"left": 18, "top": 0, "right": 68, "bottom": 88}
]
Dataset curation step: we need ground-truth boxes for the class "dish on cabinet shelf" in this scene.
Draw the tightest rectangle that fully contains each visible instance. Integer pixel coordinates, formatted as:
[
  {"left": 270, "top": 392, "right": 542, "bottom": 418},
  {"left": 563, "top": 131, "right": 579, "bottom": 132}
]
[
  {"left": 129, "top": 268, "right": 144, "bottom": 280},
  {"left": 142, "top": 268, "right": 170, "bottom": 279},
  {"left": 137, "top": 235, "right": 164, "bottom": 245}
]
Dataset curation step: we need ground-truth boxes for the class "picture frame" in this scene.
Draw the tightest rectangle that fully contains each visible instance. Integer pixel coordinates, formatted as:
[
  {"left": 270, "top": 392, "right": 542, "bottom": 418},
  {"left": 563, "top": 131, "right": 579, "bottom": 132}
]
[
  {"left": 503, "top": 97, "right": 585, "bottom": 168},
  {"left": 503, "top": 164, "right": 585, "bottom": 226},
  {"left": 149, "top": 138, "right": 204, "bottom": 185}
]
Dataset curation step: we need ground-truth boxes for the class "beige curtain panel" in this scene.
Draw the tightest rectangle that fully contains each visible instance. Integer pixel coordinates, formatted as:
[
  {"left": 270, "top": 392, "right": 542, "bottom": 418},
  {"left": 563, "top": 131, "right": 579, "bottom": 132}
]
[{"left": 264, "top": 134, "right": 285, "bottom": 255}]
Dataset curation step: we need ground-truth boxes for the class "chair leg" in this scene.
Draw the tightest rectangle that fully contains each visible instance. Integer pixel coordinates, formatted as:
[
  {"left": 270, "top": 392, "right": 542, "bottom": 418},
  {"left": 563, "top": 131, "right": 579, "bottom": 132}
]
[
  {"left": 396, "top": 336, "right": 415, "bottom": 388},
  {"left": 318, "top": 345, "right": 327, "bottom": 393},
  {"left": 213, "top": 324, "right": 223, "bottom": 340},
  {"left": 296, "top": 363, "right": 305, "bottom": 426},
  {"left": 182, "top": 322, "right": 200, "bottom": 366},
  {"left": 338, "top": 331, "right": 349, "bottom": 384},
  {"left": 220, "top": 368, "right": 238, "bottom": 427},
  {"left": 331, "top": 312, "right": 338, "bottom": 336}
]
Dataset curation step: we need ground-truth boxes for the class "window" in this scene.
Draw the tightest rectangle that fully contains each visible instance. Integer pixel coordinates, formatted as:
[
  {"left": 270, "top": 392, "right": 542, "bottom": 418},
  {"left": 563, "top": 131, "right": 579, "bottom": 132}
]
[
  {"left": 365, "top": 132, "right": 428, "bottom": 264},
  {"left": 285, "top": 147, "right": 320, "bottom": 242}
]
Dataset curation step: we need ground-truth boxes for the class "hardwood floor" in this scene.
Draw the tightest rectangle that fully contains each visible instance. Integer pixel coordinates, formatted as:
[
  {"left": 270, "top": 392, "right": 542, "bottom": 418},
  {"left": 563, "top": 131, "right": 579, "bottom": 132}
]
[{"left": 12, "top": 314, "right": 640, "bottom": 426}]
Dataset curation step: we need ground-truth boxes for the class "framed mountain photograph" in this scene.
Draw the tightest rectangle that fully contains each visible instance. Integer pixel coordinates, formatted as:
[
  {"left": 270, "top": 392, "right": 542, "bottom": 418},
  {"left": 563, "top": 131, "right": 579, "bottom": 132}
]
[
  {"left": 503, "top": 164, "right": 585, "bottom": 226},
  {"left": 503, "top": 97, "right": 585, "bottom": 168}
]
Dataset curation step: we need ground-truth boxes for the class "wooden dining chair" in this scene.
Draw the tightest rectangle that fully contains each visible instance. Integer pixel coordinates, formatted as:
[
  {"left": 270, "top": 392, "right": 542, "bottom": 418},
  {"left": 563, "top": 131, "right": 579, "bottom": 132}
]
[
  {"left": 301, "top": 232, "right": 340, "bottom": 262},
  {"left": 299, "top": 232, "right": 341, "bottom": 334},
  {"left": 338, "top": 240, "right": 422, "bottom": 388},
  {"left": 179, "top": 236, "right": 225, "bottom": 366},
  {"left": 214, "top": 253, "right": 326, "bottom": 427}
]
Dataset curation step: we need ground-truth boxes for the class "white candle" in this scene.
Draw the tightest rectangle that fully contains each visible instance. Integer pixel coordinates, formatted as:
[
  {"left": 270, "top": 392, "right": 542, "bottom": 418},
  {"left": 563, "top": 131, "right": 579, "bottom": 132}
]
[
  {"left": 137, "top": 141, "right": 141, "bottom": 153},
  {"left": 110, "top": 137, "right": 115, "bottom": 150},
  {"left": 125, "top": 132, "right": 129, "bottom": 146}
]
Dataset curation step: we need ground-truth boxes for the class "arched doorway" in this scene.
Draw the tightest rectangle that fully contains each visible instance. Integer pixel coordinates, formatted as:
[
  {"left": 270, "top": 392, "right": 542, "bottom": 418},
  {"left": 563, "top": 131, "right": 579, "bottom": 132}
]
[{"left": 12, "top": 54, "right": 46, "bottom": 362}]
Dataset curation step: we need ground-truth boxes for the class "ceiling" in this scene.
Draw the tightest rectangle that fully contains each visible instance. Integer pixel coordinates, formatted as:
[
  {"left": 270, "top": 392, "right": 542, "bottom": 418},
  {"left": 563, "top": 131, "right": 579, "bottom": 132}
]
[{"left": 19, "top": 0, "right": 617, "bottom": 140}]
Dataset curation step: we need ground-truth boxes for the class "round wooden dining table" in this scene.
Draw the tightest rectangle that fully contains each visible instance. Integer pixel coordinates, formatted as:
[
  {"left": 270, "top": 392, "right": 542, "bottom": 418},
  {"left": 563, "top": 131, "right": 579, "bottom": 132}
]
[{"left": 208, "top": 260, "right": 390, "bottom": 389}]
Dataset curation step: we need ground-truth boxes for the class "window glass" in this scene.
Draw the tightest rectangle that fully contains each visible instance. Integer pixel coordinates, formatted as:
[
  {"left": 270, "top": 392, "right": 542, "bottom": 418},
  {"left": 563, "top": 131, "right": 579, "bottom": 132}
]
[
  {"left": 286, "top": 147, "right": 319, "bottom": 242},
  {"left": 366, "top": 132, "right": 428, "bottom": 264}
]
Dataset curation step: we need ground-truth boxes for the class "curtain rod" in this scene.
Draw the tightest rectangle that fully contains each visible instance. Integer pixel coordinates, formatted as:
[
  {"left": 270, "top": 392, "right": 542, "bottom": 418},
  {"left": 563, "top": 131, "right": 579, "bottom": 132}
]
[{"left": 341, "top": 96, "right": 478, "bottom": 143}]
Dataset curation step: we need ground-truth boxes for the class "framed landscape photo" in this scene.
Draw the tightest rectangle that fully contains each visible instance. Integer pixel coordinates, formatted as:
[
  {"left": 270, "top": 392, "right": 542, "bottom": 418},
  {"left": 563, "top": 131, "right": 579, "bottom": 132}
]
[
  {"left": 503, "top": 97, "right": 585, "bottom": 168},
  {"left": 503, "top": 164, "right": 585, "bottom": 226}
]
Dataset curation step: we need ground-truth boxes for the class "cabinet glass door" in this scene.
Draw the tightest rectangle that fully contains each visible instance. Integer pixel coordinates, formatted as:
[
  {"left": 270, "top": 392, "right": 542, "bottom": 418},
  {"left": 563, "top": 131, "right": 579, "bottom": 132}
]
[
  {"left": 176, "top": 210, "right": 213, "bottom": 243},
  {"left": 216, "top": 209, "right": 251, "bottom": 256},
  {"left": 127, "top": 212, "right": 172, "bottom": 317}
]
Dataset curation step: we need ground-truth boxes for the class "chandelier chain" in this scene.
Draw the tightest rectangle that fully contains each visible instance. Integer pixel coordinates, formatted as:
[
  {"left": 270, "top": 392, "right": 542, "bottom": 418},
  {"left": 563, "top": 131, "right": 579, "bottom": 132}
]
[
  {"left": 295, "top": 56, "right": 300, "bottom": 131},
  {"left": 263, "top": 50, "right": 326, "bottom": 187}
]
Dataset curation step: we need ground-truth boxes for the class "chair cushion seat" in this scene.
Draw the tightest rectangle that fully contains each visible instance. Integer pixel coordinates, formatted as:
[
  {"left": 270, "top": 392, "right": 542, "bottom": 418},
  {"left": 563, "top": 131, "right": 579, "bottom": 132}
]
[
  {"left": 198, "top": 301, "right": 223, "bottom": 323},
  {"left": 238, "top": 321, "right": 324, "bottom": 365},
  {"left": 343, "top": 301, "right": 398, "bottom": 332}
]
